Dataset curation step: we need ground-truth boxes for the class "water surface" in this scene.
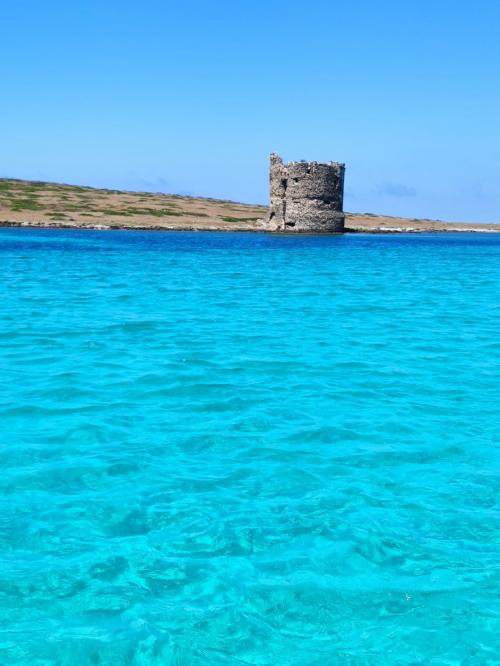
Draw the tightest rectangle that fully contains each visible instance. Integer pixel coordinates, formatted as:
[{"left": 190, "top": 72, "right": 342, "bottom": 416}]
[{"left": 1, "top": 229, "right": 499, "bottom": 664}]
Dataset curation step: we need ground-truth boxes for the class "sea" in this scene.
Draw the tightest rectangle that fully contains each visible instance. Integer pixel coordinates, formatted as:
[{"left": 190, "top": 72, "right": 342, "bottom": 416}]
[{"left": 1, "top": 228, "right": 499, "bottom": 665}]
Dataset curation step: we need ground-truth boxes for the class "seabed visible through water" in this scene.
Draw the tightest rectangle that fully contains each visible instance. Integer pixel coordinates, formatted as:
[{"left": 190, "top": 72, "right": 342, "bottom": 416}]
[{"left": 1, "top": 229, "right": 499, "bottom": 664}]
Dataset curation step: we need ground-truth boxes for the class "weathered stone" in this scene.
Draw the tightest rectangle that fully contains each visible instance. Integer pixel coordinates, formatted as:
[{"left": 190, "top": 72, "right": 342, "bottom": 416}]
[{"left": 265, "top": 153, "right": 345, "bottom": 232}]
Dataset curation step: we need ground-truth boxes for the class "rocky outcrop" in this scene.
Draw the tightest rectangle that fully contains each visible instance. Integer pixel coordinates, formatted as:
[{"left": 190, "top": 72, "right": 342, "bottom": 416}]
[{"left": 266, "top": 153, "right": 345, "bottom": 232}]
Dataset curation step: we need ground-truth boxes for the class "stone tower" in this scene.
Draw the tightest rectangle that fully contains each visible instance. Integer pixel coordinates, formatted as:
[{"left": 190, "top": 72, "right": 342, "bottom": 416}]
[{"left": 266, "top": 153, "right": 345, "bottom": 232}]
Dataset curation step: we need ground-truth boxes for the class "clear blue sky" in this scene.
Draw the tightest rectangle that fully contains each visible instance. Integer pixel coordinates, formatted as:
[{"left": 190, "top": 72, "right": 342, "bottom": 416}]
[{"left": 2, "top": 0, "right": 499, "bottom": 222}]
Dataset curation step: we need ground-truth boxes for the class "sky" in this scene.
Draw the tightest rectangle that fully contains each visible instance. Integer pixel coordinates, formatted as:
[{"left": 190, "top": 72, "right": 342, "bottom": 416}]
[{"left": 1, "top": 0, "right": 499, "bottom": 222}]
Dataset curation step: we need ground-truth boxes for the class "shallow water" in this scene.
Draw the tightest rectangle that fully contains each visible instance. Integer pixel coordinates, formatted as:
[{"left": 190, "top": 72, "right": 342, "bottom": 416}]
[{"left": 1, "top": 229, "right": 499, "bottom": 664}]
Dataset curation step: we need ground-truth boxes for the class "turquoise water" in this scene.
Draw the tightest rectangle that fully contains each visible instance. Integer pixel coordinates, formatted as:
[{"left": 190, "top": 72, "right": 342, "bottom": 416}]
[{"left": 1, "top": 228, "right": 499, "bottom": 665}]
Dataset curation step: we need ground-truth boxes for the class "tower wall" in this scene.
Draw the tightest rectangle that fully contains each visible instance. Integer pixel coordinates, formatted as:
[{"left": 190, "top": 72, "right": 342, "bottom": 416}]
[{"left": 266, "top": 153, "right": 345, "bottom": 232}]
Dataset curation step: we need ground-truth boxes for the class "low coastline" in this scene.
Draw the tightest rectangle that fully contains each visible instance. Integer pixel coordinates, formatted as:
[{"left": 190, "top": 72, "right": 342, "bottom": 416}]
[
  {"left": 1, "top": 178, "right": 499, "bottom": 234},
  {"left": 2, "top": 218, "right": 500, "bottom": 234}
]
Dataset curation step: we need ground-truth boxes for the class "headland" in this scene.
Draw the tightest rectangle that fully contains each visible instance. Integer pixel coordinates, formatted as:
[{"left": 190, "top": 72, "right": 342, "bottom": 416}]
[{"left": 1, "top": 178, "right": 498, "bottom": 233}]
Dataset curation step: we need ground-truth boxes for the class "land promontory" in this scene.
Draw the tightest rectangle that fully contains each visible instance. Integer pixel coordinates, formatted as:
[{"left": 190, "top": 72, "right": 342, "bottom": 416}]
[{"left": 1, "top": 178, "right": 498, "bottom": 233}]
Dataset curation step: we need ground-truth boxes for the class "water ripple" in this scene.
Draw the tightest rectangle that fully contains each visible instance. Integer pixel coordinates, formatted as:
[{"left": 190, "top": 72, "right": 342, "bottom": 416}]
[{"left": 0, "top": 230, "right": 499, "bottom": 664}]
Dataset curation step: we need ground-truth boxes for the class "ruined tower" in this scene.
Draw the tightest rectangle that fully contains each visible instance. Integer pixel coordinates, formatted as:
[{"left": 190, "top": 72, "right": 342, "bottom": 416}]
[{"left": 266, "top": 153, "right": 345, "bottom": 232}]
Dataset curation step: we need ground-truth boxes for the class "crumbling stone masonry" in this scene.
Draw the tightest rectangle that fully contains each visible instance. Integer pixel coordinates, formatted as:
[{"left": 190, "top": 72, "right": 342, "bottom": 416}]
[{"left": 266, "top": 153, "right": 345, "bottom": 232}]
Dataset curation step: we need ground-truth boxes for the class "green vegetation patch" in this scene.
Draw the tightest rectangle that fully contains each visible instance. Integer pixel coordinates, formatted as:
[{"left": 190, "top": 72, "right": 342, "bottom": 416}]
[
  {"left": 221, "top": 216, "right": 261, "bottom": 223},
  {"left": 98, "top": 209, "right": 134, "bottom": 217},
  {"left": 128, "top": 207, "right": 184, "bottom": 217},
  {"left": 93, "top": 207, "right": 184, "bottom": 217},
  {"left": 10, "top": 198, "right": 44, "bottom": 211},
  {"left": 0, "top": 181, "right": 16, "bottom": 193}
]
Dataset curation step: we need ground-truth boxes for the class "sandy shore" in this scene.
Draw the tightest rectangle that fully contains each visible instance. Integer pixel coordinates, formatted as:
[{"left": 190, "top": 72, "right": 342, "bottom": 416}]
[{"left": 1, "top": 178, "right": 498, "bottom": 233}]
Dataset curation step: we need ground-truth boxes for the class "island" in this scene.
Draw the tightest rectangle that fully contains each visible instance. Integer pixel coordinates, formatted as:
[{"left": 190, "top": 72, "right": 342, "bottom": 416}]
[{"left": 0, "top": 176, "right": 498, "bottom": 233}]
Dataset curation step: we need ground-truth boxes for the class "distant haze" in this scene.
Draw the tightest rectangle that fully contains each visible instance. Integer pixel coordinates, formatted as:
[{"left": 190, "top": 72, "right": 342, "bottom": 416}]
[{"left": 1, "top": 0, "right": 499, "bottom": 223}]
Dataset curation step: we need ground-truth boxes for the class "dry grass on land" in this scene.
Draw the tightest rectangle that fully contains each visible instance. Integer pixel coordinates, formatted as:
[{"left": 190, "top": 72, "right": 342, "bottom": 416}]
[
  {"left": 1, "top": 178, "right": 498, "bottom": 233},
  {"left": 0, "top": 179, "right": 266, "bottom": 231}
]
